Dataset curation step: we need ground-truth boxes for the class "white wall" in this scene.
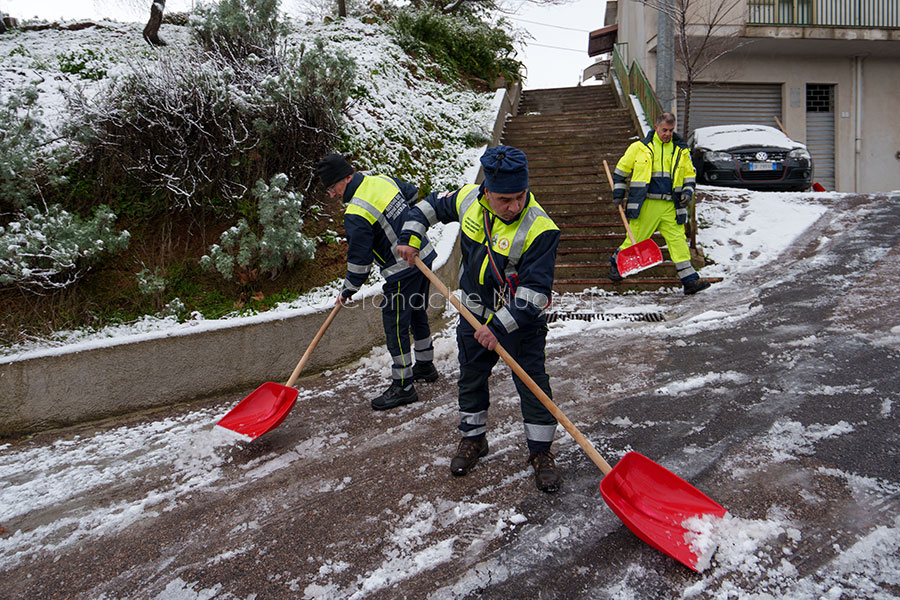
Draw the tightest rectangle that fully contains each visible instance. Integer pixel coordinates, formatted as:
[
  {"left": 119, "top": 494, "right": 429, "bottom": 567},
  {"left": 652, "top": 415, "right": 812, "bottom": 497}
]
[{"left": 859, "top": 58, "right": 900, "bottom": 193}]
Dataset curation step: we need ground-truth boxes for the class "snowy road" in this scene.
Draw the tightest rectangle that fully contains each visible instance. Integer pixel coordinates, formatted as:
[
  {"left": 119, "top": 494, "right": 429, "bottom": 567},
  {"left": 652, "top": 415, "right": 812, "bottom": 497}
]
[{"left": 2, "top": 190, "right": 899, "bottom": 599}]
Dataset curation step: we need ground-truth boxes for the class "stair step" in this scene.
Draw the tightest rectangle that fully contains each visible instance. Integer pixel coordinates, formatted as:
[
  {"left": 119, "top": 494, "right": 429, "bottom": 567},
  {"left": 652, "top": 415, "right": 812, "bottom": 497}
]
[
  {"left": 505, "top": 115, "right": 632, "bottom": 128},
  {"left": 503, "top": 130, "right": 635, "bottom": 143},
  {"left": 504, "top": 126, "right": 634, "bottom": 138},
  {"left": 502, "top": 139, "right": 637, "bottom": 151},
  {"left": 552, "top": 211, "right": 618, "bottom": 220},
  {"left": 553, "top": 277, "right": 720, "bottom": 294},
  {"left": 556, "top": 262, "right": 683, "bottom": 279},
  {"left": 530, "top": 183, "right": 605, "bottom": 194},
  {"left": 507, "top": 110, "right": 630, "bottom": 124}
]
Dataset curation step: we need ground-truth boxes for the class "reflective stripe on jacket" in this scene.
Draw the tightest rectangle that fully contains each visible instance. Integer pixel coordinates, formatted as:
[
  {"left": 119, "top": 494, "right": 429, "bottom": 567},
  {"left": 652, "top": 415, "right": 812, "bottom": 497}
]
[
  {"left": 400, "top": 183, "right": 559, "bottom": 336},
  {"left": 612, "top": 130, "right": 697, "bottom": 225},
  {"left": 342, "top": 173, "right": 435, "bottom": 296}
]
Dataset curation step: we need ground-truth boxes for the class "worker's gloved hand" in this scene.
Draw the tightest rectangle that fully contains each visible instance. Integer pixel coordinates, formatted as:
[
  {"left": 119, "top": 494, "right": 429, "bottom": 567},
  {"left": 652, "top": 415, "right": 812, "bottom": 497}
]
[
  {"left": 397, "top": 244, "right": 418, "bottom": 267},
  {"left": 678, "top": 193, "right": 693, "bottom": 209},
  {"left": 613, "top": 196, "right": 626, "bottom": 209}
]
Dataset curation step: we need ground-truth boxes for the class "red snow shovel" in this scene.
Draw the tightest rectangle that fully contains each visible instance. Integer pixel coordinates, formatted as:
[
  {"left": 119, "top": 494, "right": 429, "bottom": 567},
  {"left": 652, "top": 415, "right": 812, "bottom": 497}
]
[
  {"left": 217, "top": 301, "right": 342, "bottom": 440},
  {"left": 413, "top": 257, "right": 726, "bottom": 570},
  {"left": 603, "top": 160, "right": 664, "bottom": 278}
]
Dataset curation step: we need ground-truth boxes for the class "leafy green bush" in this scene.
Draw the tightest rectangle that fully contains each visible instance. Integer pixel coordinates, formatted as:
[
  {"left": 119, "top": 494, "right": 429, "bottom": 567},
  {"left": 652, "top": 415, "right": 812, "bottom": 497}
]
[
  {"left": 136, "top": 265, "right": 167, "bottom": 309},
  {"left": 0, "top": 204, "right": 130, "bottom": 292},
  {"left": 389, "top": 8, "right": 522, "bottom": 87},
  {"left": 57, "top": 48, "right": 107, "bottom": 80},
  {"left": 200, "top": 174, "right": 316, "bottom": 282}
]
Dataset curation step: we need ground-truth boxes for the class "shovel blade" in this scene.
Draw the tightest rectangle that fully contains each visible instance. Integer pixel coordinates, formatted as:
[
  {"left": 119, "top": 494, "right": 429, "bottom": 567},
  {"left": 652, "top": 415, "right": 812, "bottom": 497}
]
[
  {"left": 216, "top": 382, "right": 299, "bottom": 440},
  {"left": 616, "top": 240, "right": 664, "bottom": 278},
  {"left": 599, "top": 452, "right": 726, "bottom": 571}
]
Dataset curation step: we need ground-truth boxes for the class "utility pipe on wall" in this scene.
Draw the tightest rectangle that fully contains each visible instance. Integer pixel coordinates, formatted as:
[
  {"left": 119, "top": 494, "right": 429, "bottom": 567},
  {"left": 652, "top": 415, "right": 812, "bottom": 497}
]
[{"left": 854, "top": 55, "right": 866, "bottom": 193}]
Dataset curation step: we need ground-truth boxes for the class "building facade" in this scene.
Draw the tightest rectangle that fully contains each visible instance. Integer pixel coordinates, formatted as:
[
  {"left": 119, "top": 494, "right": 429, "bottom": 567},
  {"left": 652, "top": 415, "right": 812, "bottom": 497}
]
[{"left": 608, "top": 0, "right": 900, "bottom": 192}]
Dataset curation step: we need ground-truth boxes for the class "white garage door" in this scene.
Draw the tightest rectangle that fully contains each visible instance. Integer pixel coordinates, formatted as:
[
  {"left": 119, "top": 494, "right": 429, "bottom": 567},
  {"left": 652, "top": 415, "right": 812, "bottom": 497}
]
[{"left": 676, "top": 83, "right": 783, "bottom": 136}]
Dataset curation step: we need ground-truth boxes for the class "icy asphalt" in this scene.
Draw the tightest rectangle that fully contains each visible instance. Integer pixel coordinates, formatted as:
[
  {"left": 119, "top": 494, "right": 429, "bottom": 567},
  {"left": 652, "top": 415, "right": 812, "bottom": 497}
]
[{"left": 1, "top": 191, "right": 899, "bottom": 599}]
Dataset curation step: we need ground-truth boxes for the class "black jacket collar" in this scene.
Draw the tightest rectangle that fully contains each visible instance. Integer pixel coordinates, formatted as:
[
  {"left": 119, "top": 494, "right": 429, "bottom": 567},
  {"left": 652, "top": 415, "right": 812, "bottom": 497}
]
[{"left": 342, "top": 172, "right": 365, "bottom": 203}]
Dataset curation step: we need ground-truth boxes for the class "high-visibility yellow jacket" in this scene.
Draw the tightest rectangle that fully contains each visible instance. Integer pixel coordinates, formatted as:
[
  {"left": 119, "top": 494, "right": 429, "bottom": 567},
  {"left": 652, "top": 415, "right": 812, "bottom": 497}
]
[
  {"left": 612, "top": 130, "right": 696, "bottom": 225},
  {"left": 400, "top": 183, "right": 559, "bottom": 336},
  {"left": 342, "top": 173, "right": 436, "bottom": 298}
]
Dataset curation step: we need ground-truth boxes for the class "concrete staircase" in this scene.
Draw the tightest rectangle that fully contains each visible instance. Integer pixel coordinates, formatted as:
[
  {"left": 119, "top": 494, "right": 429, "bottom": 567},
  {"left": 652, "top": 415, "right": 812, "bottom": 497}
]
[{"left": 501, "top": 85, "right": 705, "bottom": 294}]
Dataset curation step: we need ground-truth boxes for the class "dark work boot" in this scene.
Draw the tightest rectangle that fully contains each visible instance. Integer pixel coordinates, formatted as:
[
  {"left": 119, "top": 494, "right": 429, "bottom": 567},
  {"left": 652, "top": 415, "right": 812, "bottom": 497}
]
[
  {"left": 683, "top": 278, "right": 711, "bottom": 296},
  {"left": 370, "top": 381, "right": 418, "bottom": 411},
  {"left": 528, "top": 450, "right": 561, "bottom": 493},
  {"left": 450, "top": 436, "right": 489, "bottom": 476},
  {"left": 412, "top": 361, "right": 439, "bottom": 383},
  {"left": 608, "top": 257, "right": 623, "bottom": 282}
]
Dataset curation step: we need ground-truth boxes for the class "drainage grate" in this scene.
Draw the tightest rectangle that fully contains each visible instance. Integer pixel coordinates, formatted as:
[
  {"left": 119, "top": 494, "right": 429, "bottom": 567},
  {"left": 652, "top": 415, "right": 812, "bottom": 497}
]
[{"left": 546, "top": 311, "right": 666, "bottom": 323}]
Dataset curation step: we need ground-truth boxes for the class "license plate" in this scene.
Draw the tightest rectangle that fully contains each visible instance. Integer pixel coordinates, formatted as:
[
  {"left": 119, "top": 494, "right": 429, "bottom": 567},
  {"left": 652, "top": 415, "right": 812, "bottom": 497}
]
[{"left": 749, "top": 161, "right": 778, "bottom": 171}]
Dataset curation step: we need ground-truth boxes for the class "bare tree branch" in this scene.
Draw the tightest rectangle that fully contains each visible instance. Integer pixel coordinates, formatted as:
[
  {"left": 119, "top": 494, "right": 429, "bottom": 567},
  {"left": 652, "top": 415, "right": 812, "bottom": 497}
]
[{"left": 636, "top": 0, "right": 744, "bottom": 134}]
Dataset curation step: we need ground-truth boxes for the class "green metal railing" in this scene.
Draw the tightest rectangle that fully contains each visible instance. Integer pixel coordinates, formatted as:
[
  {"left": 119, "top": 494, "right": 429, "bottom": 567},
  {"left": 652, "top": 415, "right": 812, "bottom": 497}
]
[
  {"left": 628, "top": 61, "right": 664, "bottom": 129},
  {"left": 748, "top": 0, "right": 899, "bottom": 28},
  {"left": 611, "top": 44, "right": 664, "bottom": 130}
]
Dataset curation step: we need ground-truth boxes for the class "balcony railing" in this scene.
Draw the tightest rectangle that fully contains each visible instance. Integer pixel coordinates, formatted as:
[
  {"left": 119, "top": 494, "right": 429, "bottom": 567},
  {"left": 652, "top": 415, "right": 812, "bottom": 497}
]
[{"left": 748, "top": 0, "right": 900, "bottom": 28}]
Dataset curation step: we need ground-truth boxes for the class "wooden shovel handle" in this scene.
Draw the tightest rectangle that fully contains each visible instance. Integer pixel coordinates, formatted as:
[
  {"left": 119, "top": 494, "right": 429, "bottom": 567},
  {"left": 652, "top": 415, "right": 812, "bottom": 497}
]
[
  {"left": 414, "top": 257, "right": 613, "bottom": 475},
  {"left": 285, "top": 301, "right": 342, "bottom": 388},
  {"left": 603, "top": 159, "right": 637, "bottom": 246}
]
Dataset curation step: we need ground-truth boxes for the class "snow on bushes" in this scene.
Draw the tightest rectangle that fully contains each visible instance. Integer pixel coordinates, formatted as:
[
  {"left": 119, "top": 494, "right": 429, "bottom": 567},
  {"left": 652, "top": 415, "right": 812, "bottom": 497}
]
[
  {"left": 0, "top": 204, "right": 130, "bottom": 292},
  {"left": 200, "top": 173, "right": 316, "bottom": 282}
]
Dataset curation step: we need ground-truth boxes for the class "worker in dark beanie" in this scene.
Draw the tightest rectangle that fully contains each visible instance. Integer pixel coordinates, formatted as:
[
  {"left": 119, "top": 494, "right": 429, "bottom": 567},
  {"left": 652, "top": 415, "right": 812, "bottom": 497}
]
[
  {"left": 316, "top": 153, "right": 440, "bottom": 410},
  {"left": 396, "top": 145, "right": 563, "bottom": 493}
]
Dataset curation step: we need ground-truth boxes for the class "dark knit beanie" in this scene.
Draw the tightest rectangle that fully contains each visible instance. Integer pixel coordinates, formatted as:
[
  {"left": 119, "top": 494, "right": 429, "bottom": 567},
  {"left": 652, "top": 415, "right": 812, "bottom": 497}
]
[
  {"left": 316, "top": 153, "right": 354, "bottom": 188},
  {"left": 481, "top": 145, "right": 529, "bottom": 193}
]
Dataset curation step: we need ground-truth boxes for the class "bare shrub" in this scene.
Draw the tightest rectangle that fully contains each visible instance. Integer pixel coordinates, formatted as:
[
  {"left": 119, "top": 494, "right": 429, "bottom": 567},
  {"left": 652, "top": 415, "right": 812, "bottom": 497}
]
[{"left": 65, "top": 41, "right": 355, "bottom": 216}]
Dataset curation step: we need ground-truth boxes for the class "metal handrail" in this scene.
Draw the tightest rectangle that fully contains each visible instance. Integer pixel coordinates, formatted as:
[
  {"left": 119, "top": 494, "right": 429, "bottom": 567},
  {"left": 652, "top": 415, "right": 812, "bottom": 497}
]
[
  {"left": 747, "top": 0, "right": 899, "bottom": 28},
  {"left": 628, "top": 60, "right": 664, "bottom": 129},
  {"left": 612, "top": 44, "right": 630, "bottom": 97}
]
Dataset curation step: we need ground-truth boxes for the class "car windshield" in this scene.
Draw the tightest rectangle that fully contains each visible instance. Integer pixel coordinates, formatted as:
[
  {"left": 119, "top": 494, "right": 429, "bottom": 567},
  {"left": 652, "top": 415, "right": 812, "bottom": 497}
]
[{"left": 692, "top": 125, "right": 806, "bottom": 152}]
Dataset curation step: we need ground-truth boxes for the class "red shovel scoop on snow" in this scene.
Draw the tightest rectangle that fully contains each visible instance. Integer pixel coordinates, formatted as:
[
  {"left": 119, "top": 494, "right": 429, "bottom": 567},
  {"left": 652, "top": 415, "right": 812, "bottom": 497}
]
[
  {"left": 603, "top": 159, "right": 664, "bottom": 278},
  {"left": 413, "top": 257, "right": 726, "bottom": 570},
  {"left": 217, "top": 301, "right": 342, "bottom": 440}
]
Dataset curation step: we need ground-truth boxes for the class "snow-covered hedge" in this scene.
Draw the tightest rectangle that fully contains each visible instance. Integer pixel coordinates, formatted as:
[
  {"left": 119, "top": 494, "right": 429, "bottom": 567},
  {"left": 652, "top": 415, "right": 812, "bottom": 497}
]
[{"left": 308, "top": 18, "right": 496, "bottom": 194}]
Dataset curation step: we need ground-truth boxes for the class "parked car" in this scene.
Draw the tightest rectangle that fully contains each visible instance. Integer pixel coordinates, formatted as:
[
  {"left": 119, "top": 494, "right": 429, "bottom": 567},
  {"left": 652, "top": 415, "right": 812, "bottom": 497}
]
[{"left": 688, "top": 124, "right": 813, "bottom": 192}]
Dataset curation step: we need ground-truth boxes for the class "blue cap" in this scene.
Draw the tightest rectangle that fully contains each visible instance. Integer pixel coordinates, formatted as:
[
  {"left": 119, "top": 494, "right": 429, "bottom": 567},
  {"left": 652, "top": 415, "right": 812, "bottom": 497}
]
[{"left": 481, "top": 146, "right": 529, "bottom": 194}]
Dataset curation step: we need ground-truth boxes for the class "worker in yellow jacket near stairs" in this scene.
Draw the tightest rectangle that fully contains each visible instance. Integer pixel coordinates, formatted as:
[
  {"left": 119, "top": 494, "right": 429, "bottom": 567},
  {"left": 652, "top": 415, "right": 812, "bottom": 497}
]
[{"left": 609, "top": 112, "right": 710, "bottom": 295}]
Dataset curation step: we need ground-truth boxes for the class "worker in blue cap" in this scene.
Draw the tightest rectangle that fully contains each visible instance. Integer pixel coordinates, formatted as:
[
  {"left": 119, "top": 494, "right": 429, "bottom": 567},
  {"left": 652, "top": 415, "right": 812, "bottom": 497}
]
[{"left": 397, "top": 146, "right": 563, "bottom": 493}]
